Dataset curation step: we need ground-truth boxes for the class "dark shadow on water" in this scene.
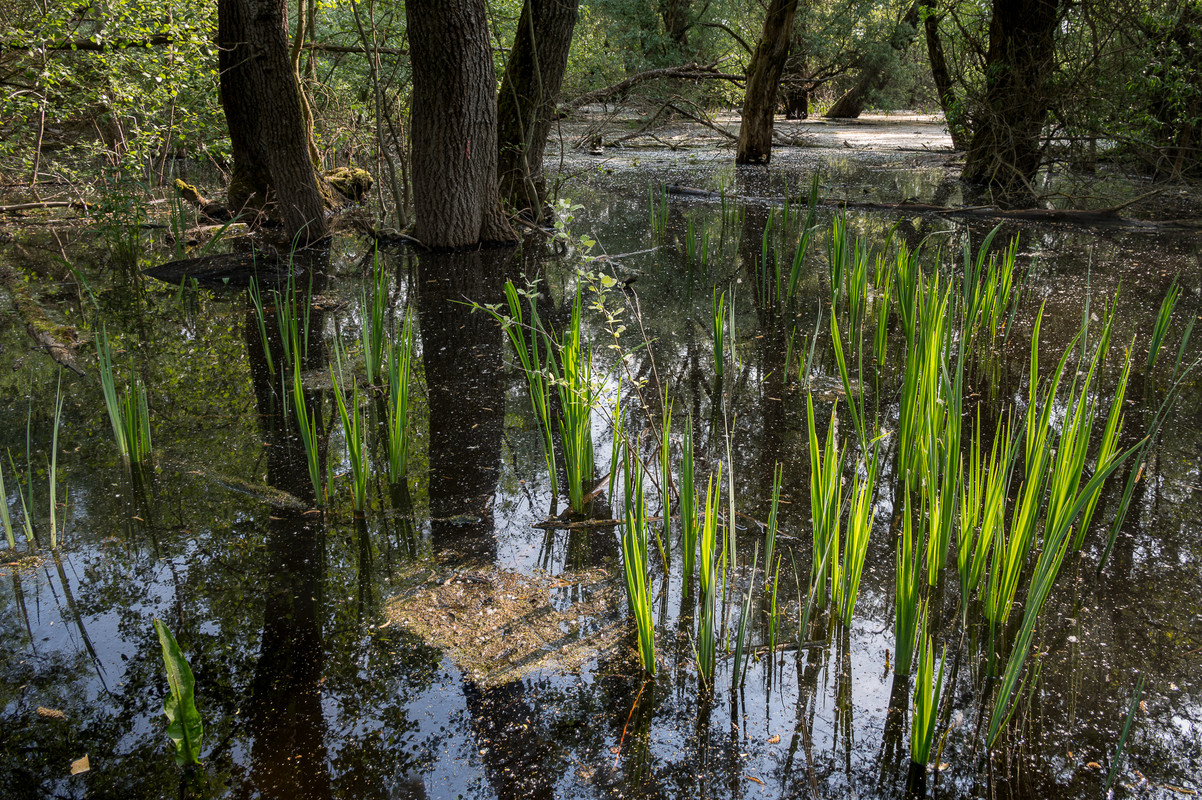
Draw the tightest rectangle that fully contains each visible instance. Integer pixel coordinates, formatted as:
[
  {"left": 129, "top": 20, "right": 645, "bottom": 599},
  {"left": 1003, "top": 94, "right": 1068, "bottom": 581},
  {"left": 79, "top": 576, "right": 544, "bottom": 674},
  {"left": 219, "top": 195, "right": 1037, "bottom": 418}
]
[{"left": 418, "top": 247, "right": 517, "bottom": 562}]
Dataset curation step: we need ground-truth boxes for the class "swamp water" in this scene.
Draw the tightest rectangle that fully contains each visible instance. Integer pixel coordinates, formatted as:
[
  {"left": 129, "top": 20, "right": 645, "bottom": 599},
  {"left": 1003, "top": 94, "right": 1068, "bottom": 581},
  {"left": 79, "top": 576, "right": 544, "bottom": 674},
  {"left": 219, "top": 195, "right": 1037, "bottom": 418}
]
[{"left": 2, "top": 125, "right": 1202, "bottom": 799}]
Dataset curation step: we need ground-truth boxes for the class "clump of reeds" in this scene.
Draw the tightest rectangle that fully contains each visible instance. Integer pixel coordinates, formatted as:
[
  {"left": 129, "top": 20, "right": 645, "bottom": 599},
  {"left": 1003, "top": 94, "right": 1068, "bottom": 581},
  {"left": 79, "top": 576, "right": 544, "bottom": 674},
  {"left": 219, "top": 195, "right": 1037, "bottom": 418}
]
[
  {"left": 697, "top": 467, "right": 722, "bottom": 687},
  {"left": 731, "top": 542, "right": 758, "bottom": 690},
  {"left": 386, "top": 308, "right": 416, "bottom": 483},
  {"left": 290, "top": 363, "right": 324, "bottom": 506},
  {"left": 894, "top": 491, "right": 923, "bottom": 676},
  {"left": 1147, "top": 278, "right": 1180, "bottom": 372},
  {"left": 1, "top": 461, "right": 16, "bottom": 549},
  {"left": 910, "top": 603, "right": 947, "bottom": 767},
  {"left": 712, "top": 288, "right": 727, "bottom": 378},
  {"left": 835, "top": 451, "right": 876, "bottom": 625},
  {"left": 550, "top": 290, "right": 596, "bottom": 514},
  {"left": 360, "top": 249, "right": 389, "bottom": 386},
  {"left": 331, "top": 360, "right": 370, "bottom": 514},
  {"left": 97, "top": 328, "right": 152, "bottom": 463},
  {"left": 806, "top": 394, "right": 842, "bottom": 609},
  {"left": 649, "top": 184, "right": 669, "bottom": 240},
  {"left": 620, "top": 441, "right": 656, "bottom": 675},
  {"left": 492, "top": 280, "right": 558, "bottom": 499},
  {"left": 658, "top": 401, "right": 673, "bottom": 568}
]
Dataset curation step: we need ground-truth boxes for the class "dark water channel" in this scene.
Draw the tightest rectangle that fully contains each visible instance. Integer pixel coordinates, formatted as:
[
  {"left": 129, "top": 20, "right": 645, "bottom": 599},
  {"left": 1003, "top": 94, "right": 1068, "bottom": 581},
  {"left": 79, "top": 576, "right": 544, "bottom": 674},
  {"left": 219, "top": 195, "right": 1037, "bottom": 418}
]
[{"left": 2, "top": 134, "right": 1202, "bottom": 799}]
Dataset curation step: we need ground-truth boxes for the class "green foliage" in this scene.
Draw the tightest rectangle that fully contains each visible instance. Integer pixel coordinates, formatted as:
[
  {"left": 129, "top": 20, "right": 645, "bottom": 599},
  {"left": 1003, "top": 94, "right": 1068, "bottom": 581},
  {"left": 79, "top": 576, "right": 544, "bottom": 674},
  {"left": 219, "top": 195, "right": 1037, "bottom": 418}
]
[
  {"left": 0, "top": 0, "right": 222, "bottom": 180},
  {"left": 153, "top": 618, "right": 203, "bottom": 767}
]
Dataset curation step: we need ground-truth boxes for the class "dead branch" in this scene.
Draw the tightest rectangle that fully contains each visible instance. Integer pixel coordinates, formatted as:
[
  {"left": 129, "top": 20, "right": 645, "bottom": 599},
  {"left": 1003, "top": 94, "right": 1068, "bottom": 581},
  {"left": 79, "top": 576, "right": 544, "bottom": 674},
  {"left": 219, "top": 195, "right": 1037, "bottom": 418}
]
[
  {"left": 0, "top": 201, "right": 91, "bottom": 214},
  {"left": 699, "top": 22, "right": 754, "bottom": 55},
  {"left": 560, "top": 63, "right": 744, "bottom": 115},
  {"left": 664, "top": 185, "right": 1201, "bottom": 230},
  {"left": 664, "top": 101, "right": 737, "bottom": 140}
]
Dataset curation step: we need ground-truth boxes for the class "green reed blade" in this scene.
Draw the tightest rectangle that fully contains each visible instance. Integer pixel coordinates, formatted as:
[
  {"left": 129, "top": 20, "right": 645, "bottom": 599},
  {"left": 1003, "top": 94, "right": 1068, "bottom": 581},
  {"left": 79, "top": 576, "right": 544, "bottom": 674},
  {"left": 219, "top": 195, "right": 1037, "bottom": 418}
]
[{"left": 910, "top": 602, "right": 947, "bottom": 766}]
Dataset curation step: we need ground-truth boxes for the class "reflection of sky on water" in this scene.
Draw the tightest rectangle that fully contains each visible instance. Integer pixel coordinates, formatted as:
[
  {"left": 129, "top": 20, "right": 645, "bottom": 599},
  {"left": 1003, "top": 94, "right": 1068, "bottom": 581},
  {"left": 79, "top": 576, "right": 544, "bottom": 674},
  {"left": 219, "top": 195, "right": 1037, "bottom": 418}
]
[{"left": 1, "top": 129, "right": 1201, "bottom": 798}]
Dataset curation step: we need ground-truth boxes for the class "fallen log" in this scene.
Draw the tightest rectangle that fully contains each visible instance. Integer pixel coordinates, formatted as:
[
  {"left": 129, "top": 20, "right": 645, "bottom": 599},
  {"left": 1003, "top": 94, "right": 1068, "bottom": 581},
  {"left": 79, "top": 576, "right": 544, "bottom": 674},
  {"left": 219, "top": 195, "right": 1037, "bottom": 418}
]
[
  {"left": 0, "top": 200, "right": 92, "bottom": 214},
  {"left": 144, "top": 242, "right": 331, "bottom": 288},
  {"left": 0, "top": 260, "right": 84, "bottom": 374},
  {"left": 664, "top": 185, "right": 1201, "bottom": 231}
]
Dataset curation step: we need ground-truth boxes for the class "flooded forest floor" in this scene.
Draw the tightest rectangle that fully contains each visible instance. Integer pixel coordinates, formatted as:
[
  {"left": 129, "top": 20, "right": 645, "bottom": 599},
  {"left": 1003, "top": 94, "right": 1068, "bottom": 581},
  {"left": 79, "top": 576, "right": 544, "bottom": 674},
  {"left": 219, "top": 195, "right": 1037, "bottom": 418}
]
[{"left": 1, "top": 118, "right": 1201, "bottom": 800}]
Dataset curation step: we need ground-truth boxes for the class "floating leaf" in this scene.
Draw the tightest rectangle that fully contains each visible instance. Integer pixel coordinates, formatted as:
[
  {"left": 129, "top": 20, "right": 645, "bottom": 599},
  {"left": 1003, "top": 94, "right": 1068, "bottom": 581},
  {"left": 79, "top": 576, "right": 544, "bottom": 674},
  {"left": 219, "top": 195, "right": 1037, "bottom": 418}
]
[{"left": 154, "top": 619, "right": 203, "bottom": 766}]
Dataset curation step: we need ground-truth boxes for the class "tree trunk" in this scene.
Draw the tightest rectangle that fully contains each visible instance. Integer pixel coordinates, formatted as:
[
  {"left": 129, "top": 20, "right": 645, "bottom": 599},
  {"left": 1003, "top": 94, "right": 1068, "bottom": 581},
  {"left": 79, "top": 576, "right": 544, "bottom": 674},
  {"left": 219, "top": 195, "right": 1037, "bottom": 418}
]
[
  {"left": 962, "top": 0, "right": 1063, "bottom": 202},
  {"left": 736, "top": 0, "right": 800, "bottom": 164},
  {"left": 823, "top": 1, "right": 920, "bottom": 119},
  {"left": 920, "top": 0, "right": 967, "bottom": 149},
  {"left": 782, "top": 84, "right": 809, "bottom": 119},
  {"left": 218, "top": 0, "right": 327, "bottom": 242},
  {"left": 408, "top": 0, "right": 516, "bottom": 249},
  {"left": 661, "top": 0, "right": 691, "bottom": 49},
  {"left": 496, "top": 0, "right": 579, "bottom": 220}
]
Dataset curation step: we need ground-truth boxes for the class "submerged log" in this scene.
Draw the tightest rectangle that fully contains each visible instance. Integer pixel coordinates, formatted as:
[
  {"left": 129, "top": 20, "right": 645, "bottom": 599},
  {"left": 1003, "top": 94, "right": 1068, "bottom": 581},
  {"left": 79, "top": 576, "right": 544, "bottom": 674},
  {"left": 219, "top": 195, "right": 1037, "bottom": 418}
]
[
  {"left": 664, "top": 185, "right": 1201, "bottom": 230},
  {"left": 144, "top": 248, "right": 296, "bottom": 287},
  {"left": 0, "top": 260, "right": 84, "bottom": 374}
]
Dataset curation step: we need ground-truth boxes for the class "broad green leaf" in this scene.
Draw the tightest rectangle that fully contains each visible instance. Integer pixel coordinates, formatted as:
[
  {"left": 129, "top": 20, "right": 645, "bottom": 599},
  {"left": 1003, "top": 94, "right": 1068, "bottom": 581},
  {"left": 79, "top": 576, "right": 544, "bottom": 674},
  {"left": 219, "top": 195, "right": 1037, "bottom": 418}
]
[{"left": 154, "top": 618, "right": 203, "bottom": 766}]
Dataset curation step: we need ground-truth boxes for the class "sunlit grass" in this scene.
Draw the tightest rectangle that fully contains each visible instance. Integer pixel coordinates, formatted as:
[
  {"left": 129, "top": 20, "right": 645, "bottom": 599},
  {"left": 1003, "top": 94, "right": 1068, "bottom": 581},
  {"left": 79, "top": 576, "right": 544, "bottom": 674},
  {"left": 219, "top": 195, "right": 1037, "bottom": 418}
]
[{"left": 620, "top": 441, "right": 656, "bottom": 676}]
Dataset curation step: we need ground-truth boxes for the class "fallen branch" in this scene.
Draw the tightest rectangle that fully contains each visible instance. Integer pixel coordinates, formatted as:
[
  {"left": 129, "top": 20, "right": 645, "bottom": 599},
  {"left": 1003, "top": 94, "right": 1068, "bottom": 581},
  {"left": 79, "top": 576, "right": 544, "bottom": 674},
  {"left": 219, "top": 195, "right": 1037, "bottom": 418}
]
[
  {"left": 664, "top": 102, "right": 737, "bottom": 140},
  {"left": 172, "top": 180, "right": 232, "bottom": 222},
  {"left": 0, "top": 200, "right": 91, "bottom": 214},
  {"left": 560, "top": 63, "right": 744, "bottom": 115}
]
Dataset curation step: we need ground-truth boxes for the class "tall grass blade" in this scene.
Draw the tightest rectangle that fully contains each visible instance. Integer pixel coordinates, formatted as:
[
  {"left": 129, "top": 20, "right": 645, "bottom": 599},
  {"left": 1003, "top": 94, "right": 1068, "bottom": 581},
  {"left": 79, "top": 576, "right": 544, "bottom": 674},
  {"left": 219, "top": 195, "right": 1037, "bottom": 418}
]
[
  {"left": 1105, "top": 674, "right": 1146, "bottom": 791},
  {"left": 680, "top": 415, "right": 698, "bottom": 581},
  {"left": 1147, "top": 278, "right": 1180, "bottom": 372},
  {"left": 386, "top": 307, "right": 416, "bottom": 482}
]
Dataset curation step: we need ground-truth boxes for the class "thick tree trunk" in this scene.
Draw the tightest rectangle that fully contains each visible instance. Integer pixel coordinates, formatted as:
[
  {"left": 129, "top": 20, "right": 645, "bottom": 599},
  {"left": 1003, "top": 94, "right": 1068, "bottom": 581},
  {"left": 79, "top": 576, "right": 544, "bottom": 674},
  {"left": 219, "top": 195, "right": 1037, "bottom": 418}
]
[
  {"left": 824, "top": 1, "right": 920, "bottom": 119},
  {"left": 736, "top": 0, "right": 800, "bottom": 164},
  {"left": 408, "top": 0, "right": 516, "bottom": 250},
  {"left": 218, "top": 0, "right": 327, "bottom": 241},
  {"left": 962, "top": 0, "right": 1063, "bottom": 202},
  {"left": 496, "top": 0, "right": 579, "bottom": 220}
]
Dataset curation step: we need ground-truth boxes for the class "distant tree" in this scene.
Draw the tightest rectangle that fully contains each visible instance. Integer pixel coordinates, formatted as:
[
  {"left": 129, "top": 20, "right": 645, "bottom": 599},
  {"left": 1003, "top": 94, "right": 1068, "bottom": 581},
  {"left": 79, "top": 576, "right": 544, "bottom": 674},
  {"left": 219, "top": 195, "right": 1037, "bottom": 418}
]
[
  {"left": 919, "top": 0, "right": 967, "bottom": 148},
  {"left": 218, "top": 0, "right": 327, "bottom": 241},
  {"left": 407, "top": 0, "right": 516, "bottom": 249},
  {"left": 497, "top": 0, "right": 580, "bottom": 220},
  {"left": 823, "top": 0, "right": 920, "bottom": 119},
  {"left": 736, "top": 0, "right": 800, "bottom": 164}
]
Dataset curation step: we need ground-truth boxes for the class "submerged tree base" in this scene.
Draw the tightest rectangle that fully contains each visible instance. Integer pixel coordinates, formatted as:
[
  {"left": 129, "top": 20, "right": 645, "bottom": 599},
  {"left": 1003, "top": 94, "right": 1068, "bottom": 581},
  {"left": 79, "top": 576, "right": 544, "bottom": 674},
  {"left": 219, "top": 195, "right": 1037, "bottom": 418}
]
[{"left": 386, "top": 562, "right": 622, "bottom": 687}]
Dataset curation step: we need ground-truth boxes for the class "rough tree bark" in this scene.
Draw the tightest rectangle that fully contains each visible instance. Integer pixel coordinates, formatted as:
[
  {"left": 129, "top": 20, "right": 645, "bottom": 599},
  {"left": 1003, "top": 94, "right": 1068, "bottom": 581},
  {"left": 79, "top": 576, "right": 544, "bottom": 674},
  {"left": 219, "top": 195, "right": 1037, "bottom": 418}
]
[
  {"left": 407, "top": 0, "right": 516, "bottom": 249},
  {"left": 218, "top": 0, "right": 327, "bottom": 241},
  {"left": 962, "top": 0, "right": 1063, "bottom": 202},
  {"left": 496, "top": 0, "right": 579, "bottom": 220},
  {"left": 920, "top": 0, "right": 967, "bottom": 149},
  {"left": 736, "top": 0, "right": 800, "bottom": 164},
  {"left": 824, "top": 1, "right": 920, "bottom": 119}
]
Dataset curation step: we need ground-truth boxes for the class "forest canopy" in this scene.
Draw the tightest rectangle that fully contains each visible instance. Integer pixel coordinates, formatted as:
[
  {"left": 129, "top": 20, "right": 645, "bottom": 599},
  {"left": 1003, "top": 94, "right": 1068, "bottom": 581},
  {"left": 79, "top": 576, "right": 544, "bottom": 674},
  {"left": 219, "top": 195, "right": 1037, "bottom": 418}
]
[{"left": 0, "top": 0, "right": 1197, "bottom": 233}]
